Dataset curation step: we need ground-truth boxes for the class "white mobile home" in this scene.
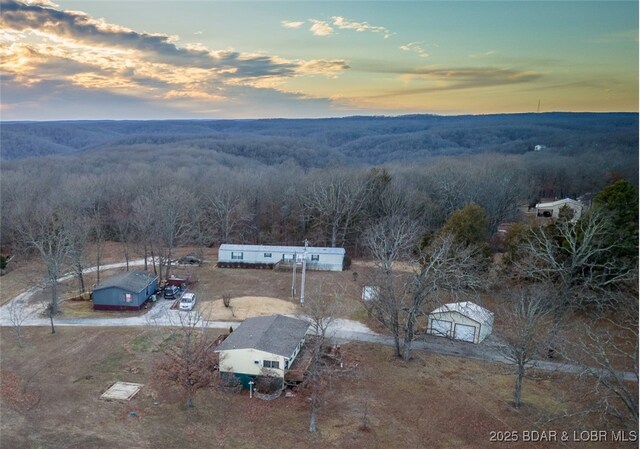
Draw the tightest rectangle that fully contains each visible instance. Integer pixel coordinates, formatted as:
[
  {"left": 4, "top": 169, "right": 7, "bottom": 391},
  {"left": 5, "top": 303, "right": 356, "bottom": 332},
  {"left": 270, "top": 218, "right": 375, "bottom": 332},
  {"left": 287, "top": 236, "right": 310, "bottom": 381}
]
[
  {"left": 217, "top": 244, "right": 346, "bottom": 271},
  {"left": 427, "top": 301, "right": 494, "bottom": 344},
  {"left": 216, "top": 315, "right": 310, "bottom": 386},
  {"left": 535, "top": 198, "right": 583, "bottom": 221}
]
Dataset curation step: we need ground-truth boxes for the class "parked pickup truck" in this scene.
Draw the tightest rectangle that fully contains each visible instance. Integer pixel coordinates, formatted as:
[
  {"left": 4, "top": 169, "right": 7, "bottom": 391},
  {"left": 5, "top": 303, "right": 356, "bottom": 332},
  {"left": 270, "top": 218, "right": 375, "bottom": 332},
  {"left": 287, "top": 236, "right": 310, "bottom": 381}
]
[{"left": 164, "top": 285, "right": 181, "bottom": 300}]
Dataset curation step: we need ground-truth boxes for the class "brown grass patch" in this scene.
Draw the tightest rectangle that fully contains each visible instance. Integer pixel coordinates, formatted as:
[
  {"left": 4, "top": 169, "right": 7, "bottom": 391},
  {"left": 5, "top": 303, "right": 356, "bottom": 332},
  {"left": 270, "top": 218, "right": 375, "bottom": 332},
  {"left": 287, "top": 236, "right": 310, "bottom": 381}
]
[
  {"left": 199, "top": 296, "right": 300, "bottom": 321},
  {"left": 0, "top": 327, "right": 621, "bottom": 449}
]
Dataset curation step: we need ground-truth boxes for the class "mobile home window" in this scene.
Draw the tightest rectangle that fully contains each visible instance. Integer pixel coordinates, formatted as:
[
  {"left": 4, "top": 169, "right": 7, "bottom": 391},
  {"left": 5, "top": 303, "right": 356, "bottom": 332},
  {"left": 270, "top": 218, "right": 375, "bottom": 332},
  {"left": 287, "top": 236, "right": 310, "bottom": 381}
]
[
  {"left": 311, "top": 254, "right": 319, "bottom": 261},
  {"left": 264, "top": 252, "right": 272, "bottom": 258},
  {"left": 263, "top": 360, "right": 280, "bottom": 369},
  {"left": 123, "top": 293, "right": 133, "bottom": 303},
  {"left": 231, "top": 252, "right": 243, "bottom": 260},
  {"left": 283, "top": 254, "right": 294, "bottom": 261}
]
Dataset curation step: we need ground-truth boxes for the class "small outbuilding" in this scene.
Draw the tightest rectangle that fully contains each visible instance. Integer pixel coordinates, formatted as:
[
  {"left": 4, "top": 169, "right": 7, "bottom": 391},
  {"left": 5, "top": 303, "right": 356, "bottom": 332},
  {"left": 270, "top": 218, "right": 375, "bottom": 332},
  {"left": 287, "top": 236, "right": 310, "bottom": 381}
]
[
  {"left": 92, "top": 270, "right": 158, "bottom": 311},
  {"left": 427, "top": 301, "right": 494, "bottom": 344},
  {"left": 218, "top": 244, "right": 346, "bottom": 271},
  {"left": 215, "top": 314, "right": 310, "bottom": 387}
]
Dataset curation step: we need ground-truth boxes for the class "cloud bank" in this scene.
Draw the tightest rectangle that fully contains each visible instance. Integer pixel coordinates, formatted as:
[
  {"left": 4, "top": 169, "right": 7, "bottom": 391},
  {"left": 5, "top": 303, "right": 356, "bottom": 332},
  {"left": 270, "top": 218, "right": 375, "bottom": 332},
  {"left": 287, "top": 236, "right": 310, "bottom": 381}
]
[{"left": 0, "top": 0, "right": 349, "bottom": 118}]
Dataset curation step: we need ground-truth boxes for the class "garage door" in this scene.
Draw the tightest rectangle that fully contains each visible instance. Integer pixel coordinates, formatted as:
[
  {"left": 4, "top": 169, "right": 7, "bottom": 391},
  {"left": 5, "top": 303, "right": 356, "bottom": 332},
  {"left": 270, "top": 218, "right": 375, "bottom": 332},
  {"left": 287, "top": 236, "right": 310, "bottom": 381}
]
[
  {"left": 454, "top": 323, "right": 476, "bottom": 343},
  {"left": 430, "top": 319, "right": 451, "bottom": 337}
]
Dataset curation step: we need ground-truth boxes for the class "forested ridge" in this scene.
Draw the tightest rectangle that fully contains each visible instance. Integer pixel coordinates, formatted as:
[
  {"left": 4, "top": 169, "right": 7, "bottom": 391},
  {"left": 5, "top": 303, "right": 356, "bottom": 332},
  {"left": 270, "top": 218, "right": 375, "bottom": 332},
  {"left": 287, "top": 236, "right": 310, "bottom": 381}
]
[
  {"left": 1, "top": 112, "right": 637, "bottom": 254},
  {"left": 2, "top": 113, "right": 637, "bottom": 166}
]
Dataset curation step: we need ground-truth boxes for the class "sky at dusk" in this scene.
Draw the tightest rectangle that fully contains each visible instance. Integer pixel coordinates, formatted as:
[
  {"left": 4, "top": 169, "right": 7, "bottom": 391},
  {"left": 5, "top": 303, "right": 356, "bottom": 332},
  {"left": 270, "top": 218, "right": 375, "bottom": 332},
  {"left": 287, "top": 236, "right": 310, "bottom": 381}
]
[{"left": 0, "top": 0, "right": 638, "bottom": 120}]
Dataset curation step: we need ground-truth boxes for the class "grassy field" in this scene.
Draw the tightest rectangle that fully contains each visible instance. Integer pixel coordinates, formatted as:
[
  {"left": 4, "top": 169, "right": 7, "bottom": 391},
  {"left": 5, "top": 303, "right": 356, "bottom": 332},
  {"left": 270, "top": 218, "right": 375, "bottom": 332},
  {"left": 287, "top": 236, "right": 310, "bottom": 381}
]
[{"left": 1, "top": 325, "right": 629, "bottom": 449}]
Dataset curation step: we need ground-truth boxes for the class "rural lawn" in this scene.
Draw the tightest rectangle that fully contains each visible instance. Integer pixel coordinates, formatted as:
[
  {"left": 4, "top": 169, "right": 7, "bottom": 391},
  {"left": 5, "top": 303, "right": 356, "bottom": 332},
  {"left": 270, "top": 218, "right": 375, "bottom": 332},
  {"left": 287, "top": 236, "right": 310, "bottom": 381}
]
[
  {"left": 0, "top": 326, "right": 620, "bottom": 449},
  {"left": 1, "top": 246, "right": 634, "bottom": 448}
]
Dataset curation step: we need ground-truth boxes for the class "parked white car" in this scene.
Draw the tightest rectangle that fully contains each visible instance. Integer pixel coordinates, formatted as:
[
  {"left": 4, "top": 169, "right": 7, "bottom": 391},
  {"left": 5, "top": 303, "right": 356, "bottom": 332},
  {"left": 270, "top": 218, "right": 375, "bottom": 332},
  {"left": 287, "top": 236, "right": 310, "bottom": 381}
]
[{"left": 179, "top": 292, "right": 197, "bottom": 311}]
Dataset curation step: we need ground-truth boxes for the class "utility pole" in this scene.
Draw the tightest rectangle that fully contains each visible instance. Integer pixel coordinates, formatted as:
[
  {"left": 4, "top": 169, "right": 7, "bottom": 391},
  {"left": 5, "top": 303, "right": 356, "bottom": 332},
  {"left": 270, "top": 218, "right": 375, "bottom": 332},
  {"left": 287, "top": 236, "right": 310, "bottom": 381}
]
[
  {"left": 300, "top": 239, "right": 308, "bottom": 305},
  {"left": 291, "top": 252, "right": 297, "bottom": 297}
]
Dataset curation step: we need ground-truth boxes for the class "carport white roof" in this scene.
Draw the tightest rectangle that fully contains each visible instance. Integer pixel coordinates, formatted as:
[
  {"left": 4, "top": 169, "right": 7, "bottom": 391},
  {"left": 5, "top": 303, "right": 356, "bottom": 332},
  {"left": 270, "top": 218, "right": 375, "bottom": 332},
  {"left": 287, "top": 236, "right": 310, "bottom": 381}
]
[{"left": 431, "top": 301, "right": 493, "bottom": 324}]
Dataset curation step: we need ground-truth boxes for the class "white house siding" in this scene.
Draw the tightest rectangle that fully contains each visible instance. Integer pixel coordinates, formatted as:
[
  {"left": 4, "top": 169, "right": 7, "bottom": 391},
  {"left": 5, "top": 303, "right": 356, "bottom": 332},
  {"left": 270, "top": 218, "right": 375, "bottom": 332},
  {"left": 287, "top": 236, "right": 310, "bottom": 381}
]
[
  {"left": 535, "top": 198, "right": 583, "bottom": 221},
  {"left": 218, "top": 348, "right": 287, "bottom": 378},
  {"left": 218, "top": 244, "right": 345, "bottom": 271}
]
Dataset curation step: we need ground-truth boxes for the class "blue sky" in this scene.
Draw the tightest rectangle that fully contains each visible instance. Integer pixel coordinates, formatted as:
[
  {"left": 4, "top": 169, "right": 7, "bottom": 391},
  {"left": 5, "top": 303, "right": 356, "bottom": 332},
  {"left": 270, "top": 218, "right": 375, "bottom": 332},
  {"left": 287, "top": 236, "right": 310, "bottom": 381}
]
[{"left": 1, "top": 0, "right": 637, "bottom": 120}]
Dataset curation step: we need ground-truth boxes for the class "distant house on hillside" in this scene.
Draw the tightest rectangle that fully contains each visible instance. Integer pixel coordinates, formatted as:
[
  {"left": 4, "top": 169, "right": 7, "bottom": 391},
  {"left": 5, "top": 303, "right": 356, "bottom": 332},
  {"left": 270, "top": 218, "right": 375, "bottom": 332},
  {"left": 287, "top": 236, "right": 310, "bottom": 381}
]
[
  {"left": 216, "top": 315, "right": 309, "bottom": 387},
  {"left": 534, "top": 144, "right": 547, "bottom": 151},
  {"left": 535, "top": 198, "right": 583, "bottom": 221},
  {"left": 92, "top": 270, "right": 158, "bottom": 311},
  {"left": 217, "top": 244, "right": 346, "bottom": 271}
]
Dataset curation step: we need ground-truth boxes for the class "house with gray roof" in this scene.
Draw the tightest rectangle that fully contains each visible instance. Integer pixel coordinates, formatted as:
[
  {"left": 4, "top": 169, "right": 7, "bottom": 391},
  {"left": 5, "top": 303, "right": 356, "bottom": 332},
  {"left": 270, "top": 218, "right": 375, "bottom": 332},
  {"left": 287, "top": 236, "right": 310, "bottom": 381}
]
[
  {"left": 92, "top": 270, "right": 158, "bottom": 311},
  {"left": 216, "top": 315, "right": 309, "bottom": 385}
]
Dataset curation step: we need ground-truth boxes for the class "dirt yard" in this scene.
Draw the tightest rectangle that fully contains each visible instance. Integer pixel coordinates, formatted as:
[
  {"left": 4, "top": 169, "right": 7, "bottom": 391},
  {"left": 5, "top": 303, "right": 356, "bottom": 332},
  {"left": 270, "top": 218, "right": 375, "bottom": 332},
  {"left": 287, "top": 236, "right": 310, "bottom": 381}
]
[
  {"left": 1, "top": 326, "right": 627, "bottom": 449},
  {"left": 199, "top": 296, "right": 299, "bottom": 321}
]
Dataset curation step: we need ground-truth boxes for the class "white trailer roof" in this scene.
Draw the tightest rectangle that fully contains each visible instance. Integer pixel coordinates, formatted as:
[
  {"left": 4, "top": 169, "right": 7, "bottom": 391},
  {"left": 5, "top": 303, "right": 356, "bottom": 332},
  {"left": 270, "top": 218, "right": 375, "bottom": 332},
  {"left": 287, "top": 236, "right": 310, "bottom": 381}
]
[
  {"left": 219, "top": 244, "right": 345, "bottom": 255},
  {"left": 430, "top": 301, "right": 494, "bottom": 324},
  {"left": 535, "top": 198, "right": 581, "bottom": 209}
]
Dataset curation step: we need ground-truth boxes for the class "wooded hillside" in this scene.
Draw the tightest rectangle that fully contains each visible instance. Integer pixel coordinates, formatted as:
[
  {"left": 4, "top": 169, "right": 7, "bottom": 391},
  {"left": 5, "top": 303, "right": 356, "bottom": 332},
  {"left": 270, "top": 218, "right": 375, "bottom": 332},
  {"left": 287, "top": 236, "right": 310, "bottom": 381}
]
[{"left": 2, "top": 113, "right": 637, "bottom": 166}]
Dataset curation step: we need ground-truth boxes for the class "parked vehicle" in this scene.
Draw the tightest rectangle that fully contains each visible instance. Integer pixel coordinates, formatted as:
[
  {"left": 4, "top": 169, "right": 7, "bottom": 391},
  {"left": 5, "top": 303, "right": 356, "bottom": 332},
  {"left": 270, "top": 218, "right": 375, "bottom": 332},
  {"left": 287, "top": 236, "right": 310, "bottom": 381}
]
[
  {"left": 177, "top": 255, "right": 201, "bottom": 265},
  {"left": 164, "top": 285, "right": 180, "bottom": 300},
  {"left": 179, "top": 293, "right": 197, "bottom": 311}
]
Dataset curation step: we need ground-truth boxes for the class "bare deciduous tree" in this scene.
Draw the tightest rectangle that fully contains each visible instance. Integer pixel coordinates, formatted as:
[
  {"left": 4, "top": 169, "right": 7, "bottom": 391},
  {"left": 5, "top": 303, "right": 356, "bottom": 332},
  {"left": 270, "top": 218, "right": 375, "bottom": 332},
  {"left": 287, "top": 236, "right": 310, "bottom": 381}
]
[
  {"left": 14, "top": 202, "right": 73, "bottom": 330},
  {"left": 402, "top": 233, "right": 484, "bottom": 361},
  {"left": 515, "top": 212, "right": 632, "bottom": 299},
  {"left": 154, "top": 311, "right": 219, "bottom": 409},
  {"left": 497, "top": 285, "right": 554, "bottom": 409},
  {"left": 64, "top": 213, "right": 92, "bottom": 294},
  {"left": 132, "top": 194, "right": 157, "bottom": 274},
  {"left": 144, "top": 186, "right": 196, "bottom": 282},
  {"left": 8, "top": 299, "right": 29, "bottom": 347},
  {"left": 202, "top": 177, "right": 252, "bottom": 244},
  {"left": 303, "top": 286, "right": 342, "bottom": 433},
  {"left": 571, "top": 291, "right": 638, "bottom": 428},
  {"left": 302, "top": 169, "right": 370, "bottom": 248},
  {"left": 512, "top": 211, "right": 636, "bottom": 352},
  {"left": 363, "top": 212, "right": 421, "bottom": 357}
]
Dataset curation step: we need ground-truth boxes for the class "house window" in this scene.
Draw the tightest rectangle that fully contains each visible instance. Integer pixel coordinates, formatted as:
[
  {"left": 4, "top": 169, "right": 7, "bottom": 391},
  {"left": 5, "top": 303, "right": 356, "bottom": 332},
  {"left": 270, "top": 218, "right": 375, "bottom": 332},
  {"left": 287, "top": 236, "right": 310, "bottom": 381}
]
[
  {"left": 264, "top": 252, "right": 272, "bottom": 258},
  {"left": 123, "top": 293, "right": 133, "bottom": 303},
  {"left": 283, "top": 254, "right": 294, "bottom": 261},
  {"left": 263, "top": 360, "right": 280, "bottom": 369},
  {"left": 311, "top": 254, "right": 319, "bottom": 261},
  {"left": 231, "top": 252, "right": 243, "bottom": 260}
]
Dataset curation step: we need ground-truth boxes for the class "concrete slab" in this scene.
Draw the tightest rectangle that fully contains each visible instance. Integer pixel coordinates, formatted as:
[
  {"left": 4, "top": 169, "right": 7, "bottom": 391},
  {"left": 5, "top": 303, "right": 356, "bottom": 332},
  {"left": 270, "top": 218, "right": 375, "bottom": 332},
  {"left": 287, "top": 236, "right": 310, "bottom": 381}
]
[{"left": 100, "top": 382, "right": 144, "bottom": 401}]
